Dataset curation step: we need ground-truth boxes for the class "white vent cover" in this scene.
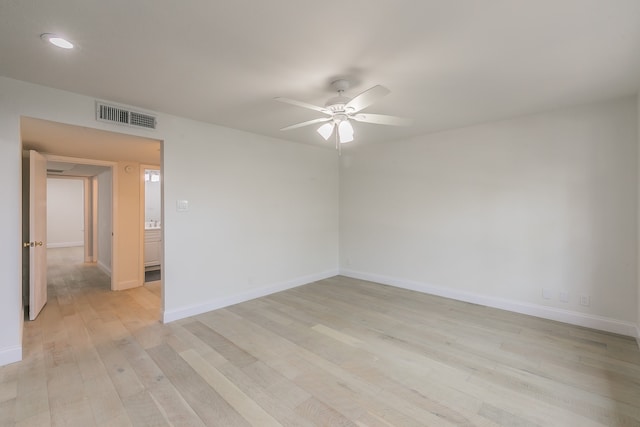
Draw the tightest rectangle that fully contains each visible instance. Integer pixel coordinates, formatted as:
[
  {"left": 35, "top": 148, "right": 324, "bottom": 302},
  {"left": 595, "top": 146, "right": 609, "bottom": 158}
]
[{"left": 96, "top": 102, "right": 157, "bottom": 130}]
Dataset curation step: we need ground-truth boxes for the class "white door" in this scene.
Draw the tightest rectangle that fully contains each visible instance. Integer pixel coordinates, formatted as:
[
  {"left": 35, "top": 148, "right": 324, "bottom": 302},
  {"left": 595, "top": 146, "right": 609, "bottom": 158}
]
[{"left": 27, "top": 150, "right": 48, "bottom": 320}]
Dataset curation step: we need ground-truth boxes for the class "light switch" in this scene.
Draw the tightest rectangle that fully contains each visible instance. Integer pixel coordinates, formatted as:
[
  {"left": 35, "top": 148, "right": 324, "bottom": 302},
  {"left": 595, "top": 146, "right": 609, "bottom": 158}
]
[{"left": 176, "top": 200, "right": 189, "bottom": 212}]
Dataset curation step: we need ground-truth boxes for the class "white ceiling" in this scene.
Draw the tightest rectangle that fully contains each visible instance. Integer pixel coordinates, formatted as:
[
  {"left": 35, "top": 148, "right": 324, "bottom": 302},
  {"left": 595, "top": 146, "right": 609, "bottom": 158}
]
[{"left": 2, "top": 1, "right": 640, "bottom": 147}]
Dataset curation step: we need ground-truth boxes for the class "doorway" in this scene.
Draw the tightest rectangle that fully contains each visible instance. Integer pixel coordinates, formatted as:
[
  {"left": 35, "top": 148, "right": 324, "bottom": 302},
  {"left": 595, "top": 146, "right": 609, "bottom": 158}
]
[
  {"left": 43, "top": 157, "right": 115, "bottom": 287},
  {"left": 46, "top": 176, "right": 87, "bottom": 275},
  {"left": 21, "top": 117, "right": 163, "bottom": 320},
  {"left": 143, "top": 167, "right": 162, "bottom": 284},
  {"left": 47, "top": 177, "right": 85, "bottom": 253}
]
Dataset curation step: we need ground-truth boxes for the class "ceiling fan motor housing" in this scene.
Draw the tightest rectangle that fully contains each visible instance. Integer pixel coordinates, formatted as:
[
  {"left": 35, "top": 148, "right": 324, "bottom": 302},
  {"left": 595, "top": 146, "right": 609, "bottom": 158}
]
[
  {"left": 331, "top": 79, "right": 350, "bottom": 92},
  {"left": 325, "top": 95, "right": 352, "bottom": 113}
]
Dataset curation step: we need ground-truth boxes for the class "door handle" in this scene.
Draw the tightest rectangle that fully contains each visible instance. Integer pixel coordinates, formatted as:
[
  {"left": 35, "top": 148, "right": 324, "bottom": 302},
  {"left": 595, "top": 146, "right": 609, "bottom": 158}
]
[{"left": 23, "top": 241, "right": 43, "bottom": 248}]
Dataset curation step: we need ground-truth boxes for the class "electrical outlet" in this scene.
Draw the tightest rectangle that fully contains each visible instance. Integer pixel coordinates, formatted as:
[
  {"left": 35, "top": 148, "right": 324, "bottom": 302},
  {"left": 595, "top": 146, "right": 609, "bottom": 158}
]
[
  {"left": 580, "top": 295, "right": 591, "bottom": 307},
  {"left": 542, "top": 288, "right": 552, "bottom": 300},
  {"left": 559, "top": 291, "right": 569, "bottom": 303}
]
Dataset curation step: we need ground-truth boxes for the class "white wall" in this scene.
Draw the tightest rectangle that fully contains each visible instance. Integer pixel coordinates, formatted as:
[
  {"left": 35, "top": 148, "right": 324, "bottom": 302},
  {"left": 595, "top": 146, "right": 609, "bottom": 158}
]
[
  {"left": 162, "top": 117, "right": 339, "bottom": 320},
  {"left": 46, "top": 178, "right": 84, "bottom": 248},
  {"left": 0, "top": 87, "right": 23, "bottom": 365},
  {"left": 97, "top": 169, "right": 112, "bottom": 274},
  {"left": 115, "top": 161, "right": 144, "bottom": 290},
  {"left": 341, "top": 97, "right": 638, "bottom": 335},
  {"left": 0, "top": 76, "right": 339, "bottom": 365}
]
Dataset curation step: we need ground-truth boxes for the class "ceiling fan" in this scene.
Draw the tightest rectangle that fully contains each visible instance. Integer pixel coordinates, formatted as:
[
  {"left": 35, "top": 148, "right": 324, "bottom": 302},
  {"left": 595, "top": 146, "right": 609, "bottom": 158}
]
[{"left": 275, "top": 79, "right": 411, "bottom": 146}]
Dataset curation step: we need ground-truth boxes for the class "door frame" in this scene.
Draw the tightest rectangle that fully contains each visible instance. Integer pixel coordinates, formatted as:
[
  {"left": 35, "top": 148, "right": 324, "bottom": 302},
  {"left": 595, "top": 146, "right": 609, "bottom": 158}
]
[{"left": 44, "top": 154, "right": 118, "bottom": 290}]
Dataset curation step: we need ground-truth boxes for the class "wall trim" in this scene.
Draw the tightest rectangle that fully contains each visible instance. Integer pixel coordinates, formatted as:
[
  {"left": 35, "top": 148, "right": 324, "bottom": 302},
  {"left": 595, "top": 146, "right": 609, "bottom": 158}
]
[
  {"left": 116, "top": 279, "right": 140, "bottom": 291},
  {"left": 97, "top": 260, "right": 111, "bottom": 276},
  {"left": 340, "top": 269, "right": 638, "bottom": 338},
  {"left": 47, "top": 241, "right": 83, "bottom": 249},
  {"left": 0, "top": 345, "right": 22, "bottom": 367},
  {"left": 636, "top": 324, "right": 640, "bottom": 349},
  {"left": 163, "top": 269, "right": 339, "bottom": 323}
]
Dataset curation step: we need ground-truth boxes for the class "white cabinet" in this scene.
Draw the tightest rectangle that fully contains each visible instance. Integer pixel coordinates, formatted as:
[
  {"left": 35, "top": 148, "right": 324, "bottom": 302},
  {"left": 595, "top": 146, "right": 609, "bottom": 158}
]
[{"left": 144, "top": 228, "right": 161, "bottom": 267}]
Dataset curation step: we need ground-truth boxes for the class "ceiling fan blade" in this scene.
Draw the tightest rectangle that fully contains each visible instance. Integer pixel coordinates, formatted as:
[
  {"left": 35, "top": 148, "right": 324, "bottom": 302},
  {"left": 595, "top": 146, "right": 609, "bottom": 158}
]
[
  {"left": 345, "top": 85, "right": 390, "bottom": 113},
  {"left": 274, "top": 97, "right": 331, "bottom": 115},
  {"left": 351, "top": 113, "right": 413, "bottom": 126},
  {"left": 280, "top": 117, "right": 332, "bottom": 131}
]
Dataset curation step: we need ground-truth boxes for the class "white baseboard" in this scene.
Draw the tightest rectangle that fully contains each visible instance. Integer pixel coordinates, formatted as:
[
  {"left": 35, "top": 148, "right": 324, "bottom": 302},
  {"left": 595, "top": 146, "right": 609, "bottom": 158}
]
[
  {"left": 340, "top": 269, "right": 638, "bottom": 338},
  {"left": 0, "top": 345, "right": 22, "bottom": 366},
  {"left": 97, "top": 260, "right": 111, "bottom": 276},
  {"left": 116, "top": 279, "right": 140, "bottom": 291},
  {"left": 47, "top": 241, "right": 83, "bottom": 248},
  {"left": 163, "top": 269, "right": 339, "bottom": 323}
]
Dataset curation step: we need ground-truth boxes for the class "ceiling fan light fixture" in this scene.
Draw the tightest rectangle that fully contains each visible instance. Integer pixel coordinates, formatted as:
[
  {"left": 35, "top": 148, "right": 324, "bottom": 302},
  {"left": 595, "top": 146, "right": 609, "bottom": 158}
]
[
  {"left": 276, "top": 80, "right": 409, "bottom": 148},
  {"left": 317, "top": 122, "right": 335, "bottom": 140},
  {"left": 338, "top": 120, "right": 354, "bottom": 143}
]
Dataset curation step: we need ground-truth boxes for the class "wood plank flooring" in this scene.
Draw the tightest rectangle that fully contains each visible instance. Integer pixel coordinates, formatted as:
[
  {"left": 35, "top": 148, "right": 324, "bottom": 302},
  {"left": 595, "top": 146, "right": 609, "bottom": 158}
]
[{"left": 1, "top": 247, "right": 639, "bottom": 426}]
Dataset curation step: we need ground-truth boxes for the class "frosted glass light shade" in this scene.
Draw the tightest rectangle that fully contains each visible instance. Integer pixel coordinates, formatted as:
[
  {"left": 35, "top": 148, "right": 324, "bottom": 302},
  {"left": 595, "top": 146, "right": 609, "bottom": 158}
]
[
  {"left": 338, "top": 120, "right": 354, "bottom": 143},
  {"left": 317, "top": 122, "right": 335, "bottom": 140}
]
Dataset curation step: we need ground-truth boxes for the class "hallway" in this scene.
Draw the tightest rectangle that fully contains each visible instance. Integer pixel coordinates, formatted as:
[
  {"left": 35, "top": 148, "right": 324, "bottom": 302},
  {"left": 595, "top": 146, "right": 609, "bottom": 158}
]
[{"left": 43, "top": 246, "right": 161, "bottom": 319}]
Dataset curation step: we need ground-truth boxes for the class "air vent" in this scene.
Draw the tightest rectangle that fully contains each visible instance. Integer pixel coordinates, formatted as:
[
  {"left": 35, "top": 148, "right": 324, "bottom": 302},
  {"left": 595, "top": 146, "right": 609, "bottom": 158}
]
[{"left": 96, "top": 102, "right": 157, "bottom": 130}]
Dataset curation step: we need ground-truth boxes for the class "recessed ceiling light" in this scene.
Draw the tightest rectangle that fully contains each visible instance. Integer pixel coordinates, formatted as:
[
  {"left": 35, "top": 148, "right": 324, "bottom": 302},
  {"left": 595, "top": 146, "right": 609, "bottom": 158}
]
[{"left": 40, "top": 33, "right": 74, "bottom": 49}]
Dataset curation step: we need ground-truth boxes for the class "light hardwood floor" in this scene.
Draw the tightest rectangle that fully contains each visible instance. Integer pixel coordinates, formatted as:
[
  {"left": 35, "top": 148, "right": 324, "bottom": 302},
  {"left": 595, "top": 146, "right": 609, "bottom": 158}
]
[{"left": 1, "top": 247, "right": 640, "bottom": 426}]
